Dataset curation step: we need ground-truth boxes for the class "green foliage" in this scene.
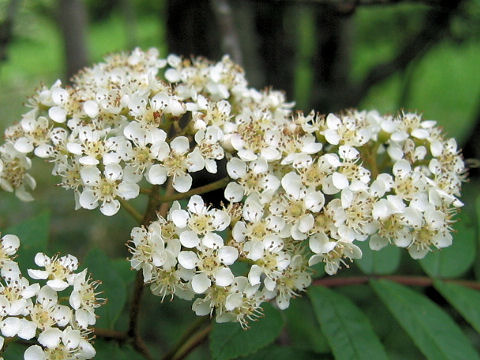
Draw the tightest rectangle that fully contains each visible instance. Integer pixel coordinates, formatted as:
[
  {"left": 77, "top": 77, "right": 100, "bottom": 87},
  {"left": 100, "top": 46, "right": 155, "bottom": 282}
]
[
  {"left": 420, "top": 211, "right": 476, "bottom": 278},
  {"left": 5, "top": 211, "right": 50, "bottom": 273},
  {"left": 308, "top": 286, "right": 388, "bottom": 360},
  {"left": 434, "top": 280, "right": 480, "bottom": 334},
  {"left": 356, "top": 241, "right": 401, "bottom": 275},
  {"left": 371, "top": 279, "right": 480, "bottom": 360},
  {"left": 83, "top": 249, "right": 127, "bottom": 329},
  {"left": 209, "top": 303, "right": 284, "bottom": 360},
  {"left": 284, "top": 296, "right": 330, "bottom": 354},
  {"left": 95, "top": 340, "right": 144, "bottom": 360}
]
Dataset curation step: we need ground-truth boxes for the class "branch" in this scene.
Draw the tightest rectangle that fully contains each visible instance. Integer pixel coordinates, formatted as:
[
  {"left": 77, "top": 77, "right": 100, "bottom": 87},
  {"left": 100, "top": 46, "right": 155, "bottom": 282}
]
[
  {"left": 162, "top": 317, "right": 209, "bottom": 360},
  {"left": 171, "top": 324, "right": 212, "bottom": 360},
  {"left": 157, "top": 177, "right": 230, "bottom": 203},
  {"left": 211, "top": 0, "right": 244, "bottom": 65},
  {"left": 313, "top": 275, "right": 480, "bottom": 290},
  {"left": 94, "top": 328, "right": 127, "bottom": 341},
  {"left": 349, "top": 0, "right": 462, "bottom": 104}
]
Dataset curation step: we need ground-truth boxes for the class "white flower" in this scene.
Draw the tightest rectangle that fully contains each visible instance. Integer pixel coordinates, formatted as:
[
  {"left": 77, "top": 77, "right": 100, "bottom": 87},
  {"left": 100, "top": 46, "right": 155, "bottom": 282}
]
[{"left": 79, "top": 164, "right": 140, "bottom": 216}]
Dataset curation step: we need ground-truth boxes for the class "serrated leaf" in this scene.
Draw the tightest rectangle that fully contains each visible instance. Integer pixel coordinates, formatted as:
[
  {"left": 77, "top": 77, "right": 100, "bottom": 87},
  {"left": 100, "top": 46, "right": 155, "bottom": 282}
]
[
  {"left": 308, "top": 286, "right": 388, "bottom": 360},
  {"left": 434, "top": 280, "right": 480, "bottom": 333},
  {"left": 209, "top": 303, "right": 284, "bottom": 360},
  {"left": 84, "top": 248, "right": 126, "bottom": 329},
  {"left": 284, "top": 296, "right": 329, "bottom": 353},
  {"left": 5, "top": 212, "right": 50, "bottom": 274},
  {"left": 371, "top": 279, "right": 480, "bottom": 360},
  {"left": 356, "top": 241, "right": 401, "bottom": 275},
  {"left": 420, "top": 212, "right": 476, "bottom": 278}
]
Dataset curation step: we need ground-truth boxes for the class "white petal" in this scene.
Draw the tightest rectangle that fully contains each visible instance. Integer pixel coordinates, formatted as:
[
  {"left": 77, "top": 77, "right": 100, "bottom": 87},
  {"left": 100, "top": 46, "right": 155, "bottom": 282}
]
[
  {"left": 79, "top": 190, "right": 98, "bottom": 210},
  {"left": 192, "top": 273, "right": 211, "bottom": 294},
  {"left": 17, "top": 319, "right": 36, "bottom": 340},
  {"left": 14, "top": 138, "right": 34, "bottom": 153},
  {"left": 173, "top": 174, "right": 192, "bottom": 193},
  {"left": 187, "top": 195, "right": 205, "bottom": 214},
  {"left": 369, "top": 234, "right": 389, "bottom": 251},
  {"left": 214, "top": 267, "right": 234, "bottom": 287},
  {"left": 48, "top": 106, "right": 67, "bottom": 123},
  {"left": 83, "top": 100, "right": 99, "bottom": 118},
  {"left": 118, "top": 182, "right": 140, "bottom": 200},
  {"left": 38, "top": 328, "right": 62, "bottom": 348},
  {"left": 80, "top": 166, "right": 101, "bottom": 186},
  {"left": 171, "top": 209, "right": 189, "bottom": 228},
  {"left": 147, "top": 164, "right": 167, "bottom": 185},
  {"left": 24, "top": 345, "right": 46, "bottom": 360},
  {"left": 100, "top": 200, "right": 121, "bottom": 216},
  {"left": 179, "top": 231, "right": 200, "bottom": 248},
  {"left": 332, "top": 172, "right": 349, "bottom": 190},
  {"left": 1, "top": 317, "right": 20, "bottom": 337},
  {"left": 202, "top": 233, "right": 224, "bottom": 249},
  {"left": 218, "top": 246, "right": 238, "bottom": 265},
  {"left": 171, "top": 136, "right": 189, "bottom": 154},
  {"left": 224, "top": 182, "right": 244, "bottom": 202},
  {"left": 177, "top": 251, "right": 198, "bottom": 269},
  {"left": 104, "top": 163, "right": 123, "bottom": 181},
  {"left": 226, "top": 158, "right": 246, "bottom": 179}
]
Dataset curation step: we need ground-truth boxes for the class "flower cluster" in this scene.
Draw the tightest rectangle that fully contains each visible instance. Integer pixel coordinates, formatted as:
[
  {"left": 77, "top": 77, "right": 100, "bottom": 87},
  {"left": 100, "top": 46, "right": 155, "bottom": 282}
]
[
  {"left": 0, "top": 233, "right": 102, "bottom": 359},
  {"left": 0, "top": 48, "right": 465, "bottom": 326}
]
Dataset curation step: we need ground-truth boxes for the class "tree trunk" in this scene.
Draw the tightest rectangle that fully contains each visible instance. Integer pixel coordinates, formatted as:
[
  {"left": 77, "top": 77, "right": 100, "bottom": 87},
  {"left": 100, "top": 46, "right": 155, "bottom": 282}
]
[
  {"left": 311, "top": 6, "right": 353, "bottom": 112},
  {"left": 166, "top": 0, "right": 220, "bottom": 59},
  {"left": 57, "top": 0, "right": 89, "bottom": 81}
]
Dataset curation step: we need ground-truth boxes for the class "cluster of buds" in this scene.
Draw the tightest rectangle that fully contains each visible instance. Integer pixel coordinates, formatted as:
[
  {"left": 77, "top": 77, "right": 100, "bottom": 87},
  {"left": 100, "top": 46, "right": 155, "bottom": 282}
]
[
  {"left": 0, "top": 48, "right": 465, "bottom": 326},
  {"left": 0, "top": 234, "right": 102, "bottom": 359}
]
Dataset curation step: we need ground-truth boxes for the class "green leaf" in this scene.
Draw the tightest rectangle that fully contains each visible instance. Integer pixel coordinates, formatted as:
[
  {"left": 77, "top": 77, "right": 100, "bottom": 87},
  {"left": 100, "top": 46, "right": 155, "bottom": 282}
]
[
  {"left": 371, "top": 279, "right": 480, "bottom": 360},
  {"left": 434, "top": 280, "right": 480, "bottom": 333},
  {"left": 248, "top": 344, "right": 323, "bottom": 360},
  {"left": 111, "top": 258, "right": 136, "bottom": 286},
  {"left": 356, "top": 241, "right": 401, "bottom": 275},
  {"left": 3, "top": 342, "right": 26, "bottom": 358},
  {"left": 5, "top": 212, "right": 50, "bottom": 273},
  {"left": 94, "top": 340, "right": 144, "bottom": 360},
  {"left": 83, "top": 248, "right": 126, "bottom": 329},
  {"left": 209, "top": 303, "right": 284, "bottom": 360},
  {"left": 420, "top": 212, "right": 476, "bottom": 278},
  {"left": 308, "top": 286, "right": 388, "bottom": 360},
  {"left": 284, "top": 296, "right": 329, "bottom": 353}
]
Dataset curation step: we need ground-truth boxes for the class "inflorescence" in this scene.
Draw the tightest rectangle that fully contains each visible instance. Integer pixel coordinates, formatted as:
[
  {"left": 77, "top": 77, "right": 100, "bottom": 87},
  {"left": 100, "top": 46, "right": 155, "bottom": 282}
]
[
  {"left": 0, "top": 48, "right": 465, "bottom": 327},
  {"left": 0, "top": 234, "right": 102, "bottom": 359}
]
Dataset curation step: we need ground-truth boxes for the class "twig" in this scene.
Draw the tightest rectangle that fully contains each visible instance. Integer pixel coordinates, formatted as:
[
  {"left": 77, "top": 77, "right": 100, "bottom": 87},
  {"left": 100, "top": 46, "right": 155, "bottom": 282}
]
[
  {"left": 162, "top": 317, "right": 209, "bottom": 360},
  {"left": 171, "top": 324, "right": 213, "bottom": 360},
  {"left": 133, "top": 335, "right": 154, "bottom": 360},
  {"left": 313, "top": 275, "right": 480, "bottom": 290},
  {"left": 157, "top": 177, "right": 230, "bottom": 203},
  {"left": 119, "top": 199, "right": 143, "bottom": 224},
  {"left": 94, "top": 328, "right": 127, "bottom": 341}
]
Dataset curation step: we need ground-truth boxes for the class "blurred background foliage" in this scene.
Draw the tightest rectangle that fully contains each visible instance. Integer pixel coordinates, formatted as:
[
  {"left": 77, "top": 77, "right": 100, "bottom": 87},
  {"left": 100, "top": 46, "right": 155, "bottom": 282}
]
[{"left": 0, "top": 0, "right": 479, "bottom": 359}]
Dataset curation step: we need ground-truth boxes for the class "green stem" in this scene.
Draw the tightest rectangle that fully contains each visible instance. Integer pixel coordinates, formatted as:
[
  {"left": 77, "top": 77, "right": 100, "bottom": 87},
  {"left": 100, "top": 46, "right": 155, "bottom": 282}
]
[{"left": 157, "top": 177, "right": 230, "bottom": 203}]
